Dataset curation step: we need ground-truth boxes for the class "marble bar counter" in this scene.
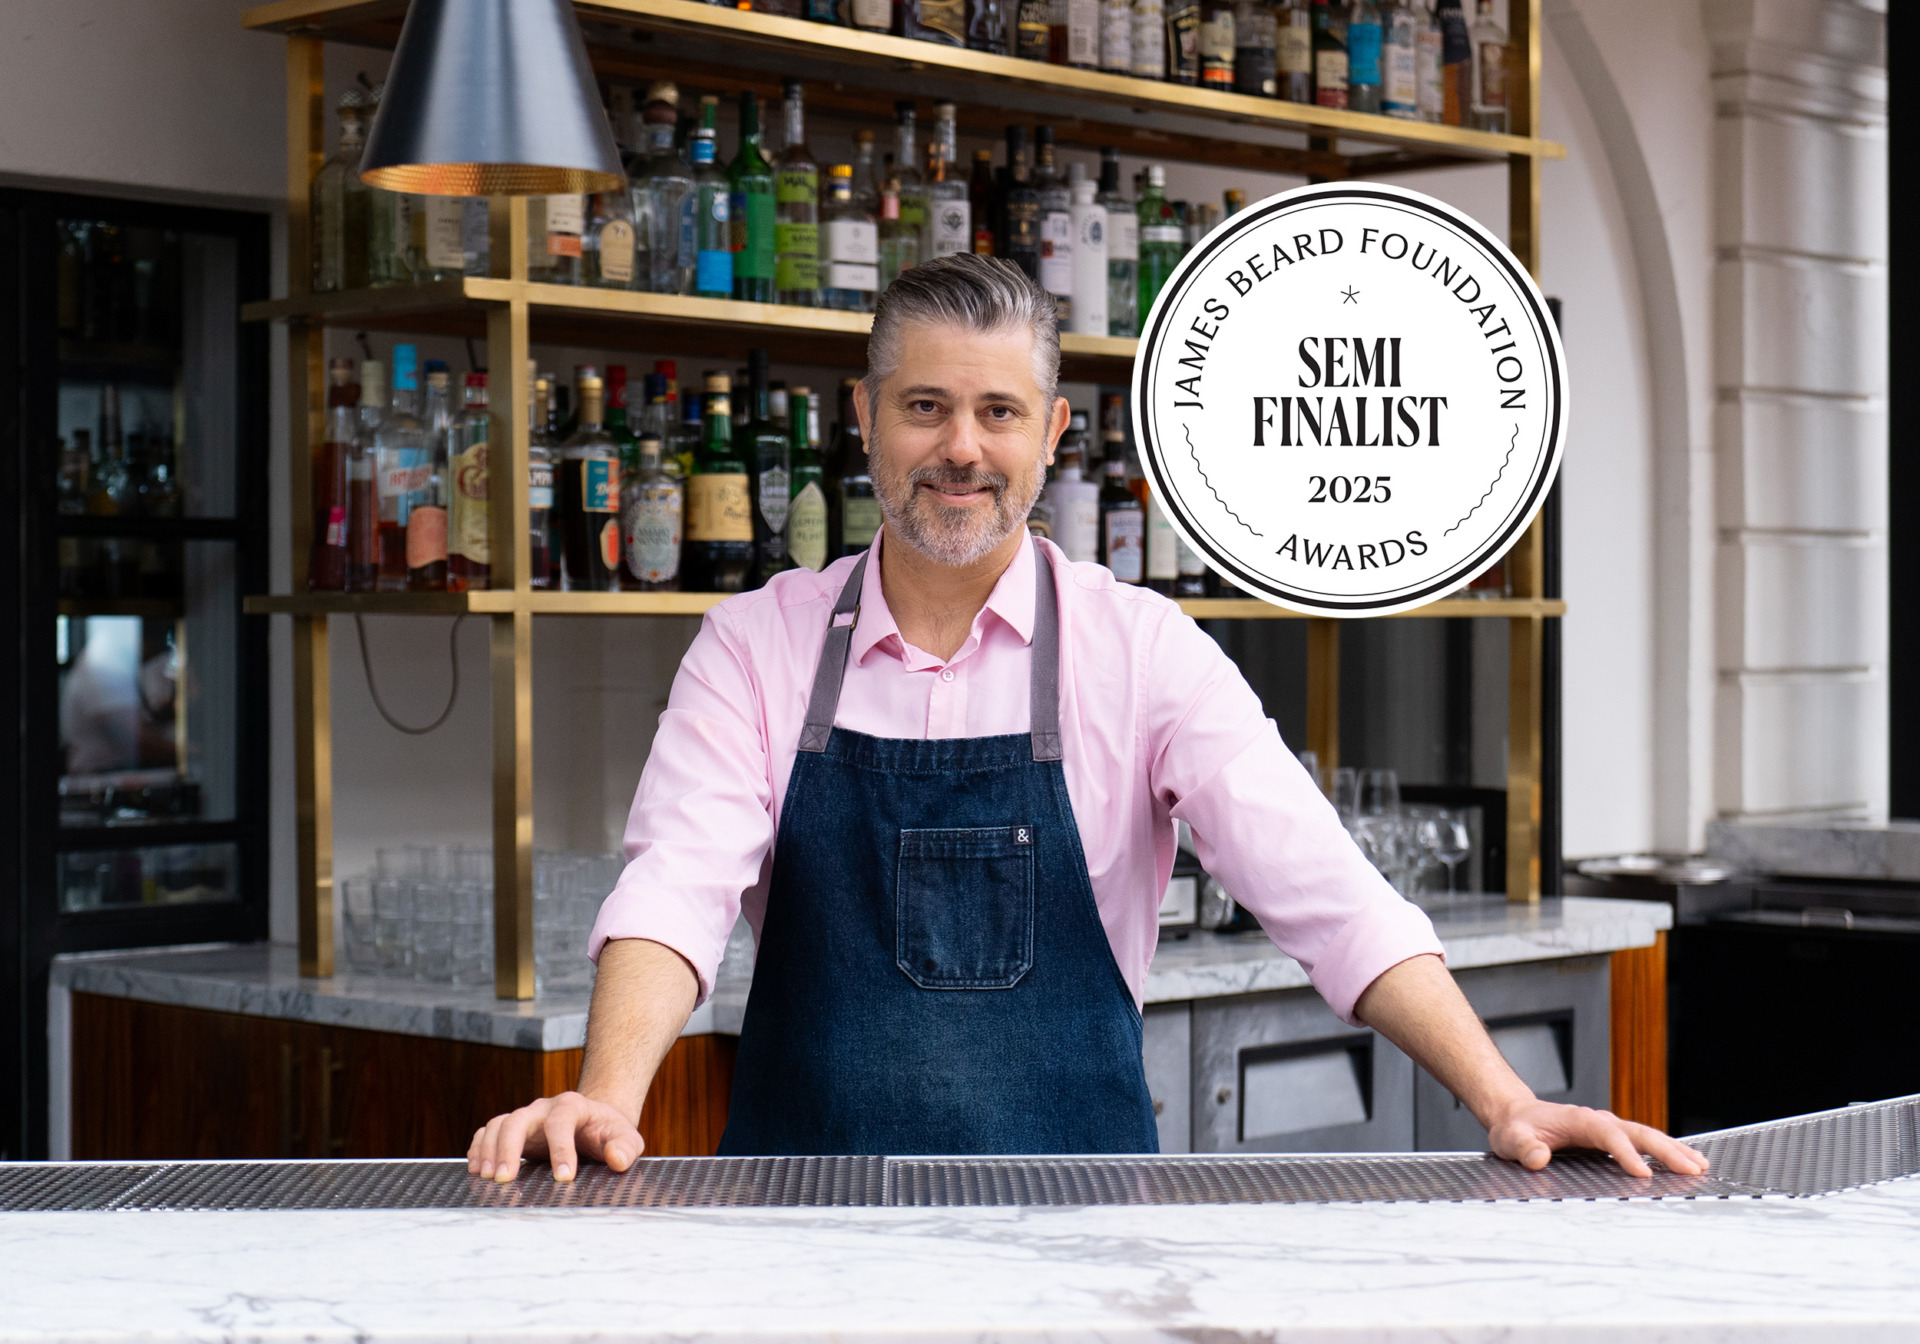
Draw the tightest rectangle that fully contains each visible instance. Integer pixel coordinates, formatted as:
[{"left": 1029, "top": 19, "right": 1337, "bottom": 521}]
[
  {"left": 51, "top": 896, "right": 1670, "bottom": 1051},
  {"left": 1709, "top": 816, "right": 1920, "bottom": 882}
]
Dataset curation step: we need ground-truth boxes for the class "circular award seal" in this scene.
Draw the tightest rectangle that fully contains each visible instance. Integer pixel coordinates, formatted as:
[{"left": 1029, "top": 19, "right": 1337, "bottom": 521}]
[{"left": 1132, "top": 182, "right": 1568, "bottom": 615}]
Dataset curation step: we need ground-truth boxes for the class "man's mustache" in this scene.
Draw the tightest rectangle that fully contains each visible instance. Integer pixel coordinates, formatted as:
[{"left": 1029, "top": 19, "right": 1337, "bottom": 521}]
[{"left": 908, "top": 465, "right": 1009, "bottom": 497}]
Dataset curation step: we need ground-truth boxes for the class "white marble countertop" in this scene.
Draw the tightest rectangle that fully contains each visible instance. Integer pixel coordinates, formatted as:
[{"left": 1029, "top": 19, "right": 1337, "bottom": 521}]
[
  {"left": 50, "top": 897, "right": 1668, "bottom": 1051},
  {"left": 1709, "top": 817, "right": 1920, "bottom": 882},
  {"left": 3, "top": 1171, "right": 1914, "bottom": 1341}
]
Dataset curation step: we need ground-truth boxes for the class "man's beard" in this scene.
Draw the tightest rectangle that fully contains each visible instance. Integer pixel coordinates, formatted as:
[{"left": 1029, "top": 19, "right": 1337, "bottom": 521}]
[{"left": 868, "top": 424, "right": 1044, "bottom": 566}]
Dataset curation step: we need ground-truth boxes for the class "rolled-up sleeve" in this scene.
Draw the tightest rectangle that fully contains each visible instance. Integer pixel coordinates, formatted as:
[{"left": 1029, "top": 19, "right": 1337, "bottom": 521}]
[
  {"left": 1144, "top": 613, "right": 1444, "bottom": 1025},
  {"left": 587, "top": 604, "right": 775, "bottom": 1004}
]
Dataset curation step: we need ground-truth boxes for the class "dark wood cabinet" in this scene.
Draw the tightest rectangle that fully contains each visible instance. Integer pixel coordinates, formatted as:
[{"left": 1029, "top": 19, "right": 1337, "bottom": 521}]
[{"left": 70, "top": 994, "right": 735, "bottom": 1161}]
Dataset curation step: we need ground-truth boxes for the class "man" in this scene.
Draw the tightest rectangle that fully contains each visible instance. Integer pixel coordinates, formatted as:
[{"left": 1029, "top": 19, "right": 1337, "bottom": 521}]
[{"left": 471, "top": 255, "right": 1706, "bottom": 1178}]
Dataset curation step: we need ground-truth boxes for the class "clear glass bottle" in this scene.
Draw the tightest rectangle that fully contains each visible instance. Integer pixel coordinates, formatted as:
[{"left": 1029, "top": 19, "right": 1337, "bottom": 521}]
[
  {"left": 684, "top": 372, "right": 755, "bottom": 592},
  {"left": 311, "top": 94, "right": 369, "bottom": 293},
  {"left": 729, "top": 92, "right": 776, "bottom": 302},
  {"left": 407, "top": 363, "right": 453, "bottom": 591},
  {"left": 412, "top": 193, "right": 470, "bottom": 283},
  {"left": 528, "top": 367, "right": 556, "bottom": 591},
  {"left": 584, "top": 168, "right": 639, "bottom": 290},
  {"left": 822, "top": 165, "right": 879, "bottom": 312},
  {"left": 850, "top": 129, "right": 881, "bottom": 222},
  {"left": 636, "top": 81, "right": 696, "bottom": 295},
  {"left": 309, "top": 357, "right": 355, "bottom": 590},
  {"left": 1347, "top": 0, "right": 1383, "bottom": 113},
  {"left": 348, "top": 360, "right": 383, "bottom": 592},
  {"left": 785, "top": 387, "right": 831, "bottom": 573},
  {"left": 528, "top": 192, "right": 587, "bottom": 284},
  {"left": 1417, "top": 0, "right": 1445, "bottom": 122},
  {"left": 773, "top": 79, "right": 821, "bottom": 308},
  {"left": 1234, "top": 0, "right": 1278, "bottom": 96},
  {"left": 448, "top": 373, "right": 490, "bottom": 591},
  {"left": 1097, "top": 148, "right": 1138, "bottom": 338},
  {"left": 969, "top": 0, "right": 1012, "bottom": 52},
  {"left": 1133, "top": 0, "right": 1167, "bottom": 77},
  {"left": 1469, "top": 0, "right": 1508, "bottom": 132},
  {"left": 365, "top": 112, "right": 413, "bottom": 287},
  {"left": 892, "top": 102, "right": 928, "bottom": 243},
  {"left": 924, "top": 103, "right": 972, "bottom": 261},
  {"left": 1136, "top": 164, "right": 1183, "bottom": 319},
  {"left": 373, "top": 345, "right": 427, "bottom": 591},
  {"left": 1383, "top": 0, "right": 1421, "bottom": 117},
  {"left": 1035, "top": 126, "right": 1074, "bottom": 326},
  {"left": 878, "top": 177, "right": 921, "bottom": 294},
  {"left": 558, "top": 371, "right": 622, "bottom": 592},
  {"left": 1277, "top": 0, "right": 1313, "bottom": 100},
  {"left": 691, "top": 95, "right": 733, "bottom": 299},
  {"left": 1311, "top": 0, "right": 1349, "bottom": 108},
  {"left": 621, "top": 433, "right": 683, "bottom": 590}
]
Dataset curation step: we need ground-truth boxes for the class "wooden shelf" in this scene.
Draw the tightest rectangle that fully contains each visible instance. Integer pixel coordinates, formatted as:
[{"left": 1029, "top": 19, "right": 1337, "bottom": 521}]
[
  {"left": 241, "top": 0, "right": 1562, "bottom": 178},
  {"left": 242, "top": 279, "right": 1138, "bottom": 382},
  {"left": 246, "top": 591, "right": 1566, "bottom": 620}
]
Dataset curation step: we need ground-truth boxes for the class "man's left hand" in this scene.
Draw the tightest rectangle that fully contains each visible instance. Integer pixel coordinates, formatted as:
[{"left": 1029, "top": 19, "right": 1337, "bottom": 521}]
[{"left": 1485, "top": 1098, "right": 1709, "bottom": 1178}]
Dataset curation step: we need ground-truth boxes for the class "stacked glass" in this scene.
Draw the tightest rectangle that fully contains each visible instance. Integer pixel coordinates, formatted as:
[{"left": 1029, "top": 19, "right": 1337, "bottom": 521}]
[
  {"left": 534, "top": 851, "right": 621, "bottom": 996},
  {"left": 1330, "top": 768, "right": 1473, "bottom": 896}
]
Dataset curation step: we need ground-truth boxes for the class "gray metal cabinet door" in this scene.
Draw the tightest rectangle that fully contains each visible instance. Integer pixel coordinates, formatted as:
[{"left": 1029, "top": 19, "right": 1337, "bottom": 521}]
[
  {"left": 1190, "top": 987, "right": 1415, "bottom": 1153},
  {"left": 1414, "top": 954, "right": 1612, "bottom": 1152},
  {"left": 1142, "top": 1003, "right": 1192, "bottom": 1153}
]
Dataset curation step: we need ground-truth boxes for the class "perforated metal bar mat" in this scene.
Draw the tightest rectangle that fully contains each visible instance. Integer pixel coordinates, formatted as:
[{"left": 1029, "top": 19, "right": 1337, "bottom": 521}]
[{"left": 5, "top": 1095, "right": 1914, "bottom": 1212}]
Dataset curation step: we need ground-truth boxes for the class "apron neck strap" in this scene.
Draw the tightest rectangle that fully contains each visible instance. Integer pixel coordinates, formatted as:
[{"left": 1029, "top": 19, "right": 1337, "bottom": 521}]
[{"left": 796, "top": 539, "right": 1063, "bottom": 762}]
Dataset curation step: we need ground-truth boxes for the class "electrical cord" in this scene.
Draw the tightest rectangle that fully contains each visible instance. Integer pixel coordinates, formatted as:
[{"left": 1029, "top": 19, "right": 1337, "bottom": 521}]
[{"left": 353, "top": 612, "right": 464, "bottom": 735}]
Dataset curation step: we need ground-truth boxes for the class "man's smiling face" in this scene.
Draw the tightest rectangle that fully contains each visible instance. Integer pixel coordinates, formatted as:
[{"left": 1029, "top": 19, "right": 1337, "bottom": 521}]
[{"left": 860, "top": 320, "right": 1067, "bottom": 567}]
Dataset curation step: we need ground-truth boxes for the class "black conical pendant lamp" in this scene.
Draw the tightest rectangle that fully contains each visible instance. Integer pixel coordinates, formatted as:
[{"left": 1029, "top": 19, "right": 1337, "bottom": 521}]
[{"left": 361, "top": 0, "right": 624, "bottom": 196}]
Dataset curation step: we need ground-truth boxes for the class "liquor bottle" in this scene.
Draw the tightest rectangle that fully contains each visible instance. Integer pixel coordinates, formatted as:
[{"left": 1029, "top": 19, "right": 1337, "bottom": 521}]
[
  {"left": 584, "top": 161, "right": 639, "bottom": 290},
  {"left": 1100, "top": 0, "right": 1133, "bottom": 71},
  {"left": 559, "top": 372, "right": 622, "bottom": 592},
  {"left": 605, "top": 366, "right": 638, "bottom": 484},
  {"left": 1017, "top": 0, "right": 1051, "bottom": 58},
  {"left": 528, "top": 192, "right": 587, "bottom": 284},
  {"left": 1094, "top": 149, "right": 1138, "bottom": 338},
  {"left": 1035, "top": 128, "right": 1074, "bottom": 322},
  {"left": 1174, "top": 534, "right": 1208, "bottom": 596},
  {"left": 685, "top": 372, "right": 755, "bottom": 592},
  {"left": 1347, "top": 0, "right": 1383, "bottom": 114},
  {"left": 1047, "top": 420, "right": 1099, "bottom": 562},
  {"left": 374, "top": 345, "right": 427, "bottom": 591},
  {"left": 448, "top": 373, "right": 490, "bottom": 592},
  {"left": 413, "top": 192, "right": 469, "bottom": 283},
  {"left": 968, "top": 0, "right": 1010, "bottom": 52},
  {"left": 786, "top": 387, "right": 831, "bottom": 572},
  {"left": 1133, "top": 0, "right": 1167, "bottom": 77},
  {"left": 348, "top": 360, "right": 383, "bottom": 592},
  {"left": 1097, "top": 421, "right": 1144, "bottom": 583},
  {"left": 407, "top": 363, "right": 453, "bottom": 591},
  {"left": 366, "top": 201, "right": 411, "bottom": 288},
  {"left": 637, "top": 81, "right": 696, "bottom": 294},
  {"left": 1383, "top": 0, "right": 1421, "bottom": 117},
  {"left": 1068, "top": 171, "right": 1109, "bottom": 336},
  {"left": 621, "top": 434, "right": 683, "bottom": 590},
  {"left": 969, "top": 149, "right": 998, "bottom": 254},
  {"left": 822, "top": 165, "right": 879, "bottom": 311},
  {"left": 902, "top": 0, "right": 967, "bottom": 44},
  {"left": 1054, "top": 0, "right": 1100, "bottom": 66},
  {"left": 1277, "top": 0, "right": 1313, "bottom": 100},
  {"left": 1437, "top": 0, "right": 1470, "bottom": 126},
  {"left": 1000, "top": 126, "right": 1041, "bottom": 280},
  {"left": 925, "top": 104, "right": 972, "bottom": 260},
  {"left": 879, "top": 178, "right": 921, "bottom": 292},
  {"left": 1469, "top": 0, "right": 1508, "bottom": 132},
  {"left": 849, "top": 129, "right": 880, "bottom": 223},
  {"left": 690, "top": 96, "right": 733, "bottom": 298},
  {"left": 1136, "top": 165, "right": 1183, "bottom": 318},
  {"left": 1224, "top": 187, "right": 1246, "bottom": 217},
  {"left": 851, "top": 0, "right": 892, "bottom": 31},
  {"left": 1145, "top": 493, "right": 1178, "bottom": 595},
  {"left": 1185, "top": 200, "right": 1219, "bottom": 250},
  {"left": 1234, "top": 0, "right": 1277, "bottom": 95},
  {"left": 545, "top": 373, "right": 569, "bottom": 581},
  {"left": 774, "top": 79, "right": 821, "bottom": 308},
  {"left": 729, "top": 92, "right": 776, "bottom": 302},
  {"left": 309, "top": 356, "right": 355, "bottom": 590},
  {"left": 311, "top": 94, "right": 369, "bottom": 293},
  {"left": 1166, "top": 0, "right": 1202, "bottom": 83},
  {"left": 1417, "top": 0, "right": 1445, "bottom": 122},
  {"left": 1312, "top": 0, "right": 1349, "bottom": 107},
  {"left": 674, "top": 389, "right": 705, "bottom": 486},
  {"left": 529, "top": 367, "right": 556, "bottom": 591},
  {"left": 742, "top": 350, "right": 792, "bottom": 586},
  {"left": 892, "top": 103, "right": 929, "bottom": 241},
  {"left": 1199, "top": 0, "right": 1236, "bottom": 91}
]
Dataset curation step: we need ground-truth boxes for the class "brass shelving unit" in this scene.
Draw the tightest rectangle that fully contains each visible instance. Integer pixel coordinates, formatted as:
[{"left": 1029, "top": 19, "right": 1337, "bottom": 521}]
[{"left": 243, "top": 0, "right": 1560, "bottom": 998}]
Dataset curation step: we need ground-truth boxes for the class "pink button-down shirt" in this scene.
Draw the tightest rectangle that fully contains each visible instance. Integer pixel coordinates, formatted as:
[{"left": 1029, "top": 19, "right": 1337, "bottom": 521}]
[{"left": 590, "top": 533, "right": 1442, "bottom": 1025}]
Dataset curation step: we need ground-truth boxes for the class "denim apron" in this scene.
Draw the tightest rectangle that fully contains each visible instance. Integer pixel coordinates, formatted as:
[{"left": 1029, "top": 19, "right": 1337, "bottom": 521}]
[{"left": 719, "top": 540, "right": 1160, "bottom": 1155}]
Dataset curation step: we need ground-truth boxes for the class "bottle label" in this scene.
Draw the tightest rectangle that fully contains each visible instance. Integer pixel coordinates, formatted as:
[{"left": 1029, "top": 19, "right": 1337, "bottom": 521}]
[
  {"left": 1039, "top": 209, "right": 1074, "bottom": 298},
  {"left": 1278, "top": 20, "right": 1311, "bottom": 73},
  {"left": 697, "top": 248, "right": 734, "bottom": 294},
  {"left": 529, "top": 460, "right": 554, "bottom": 512},
  {"left": 1386, "top": 41, "right": 1419, "bottom": 110},
  {"left": 1166, "top": 1, "right": 1201, "bottom": 77},
  {"left": 1005, "top": 200, "right": 1040, "bottom": 250},
  {"left": 378, "top": 456, "right": 431, "bottom": 502},
  {"left": 1199, "top": 10, "right": 1235, "bottom": 86},
  {"left": 544, "top": 195, "right": 586, "bottom": 235},
  {"left": 914, "top": 0, "right": 966, "bottom": 41},
  {"left": 842, "top": 495, "right": 883, "bottom": 550},
  {"left": 1018, "top": 0, "right": 1051, "bottom": 58},
  {"left": 580, "top": 458, "right": 618, "bottom": 513},
  {"left": 1132, "top": 0, "right": 1166, "bottom": 76},
  {"left": 1315, "top": 49, "right": 1349, "bottom": 104},
  {"left": 732, "top": 190, "right": 776, "bottom": 281},
  {"left": 758, "top": 465, "right": 791, "bottom": 533},
  {"left": 1348, "top": 21, "right": 1382, "bottom": 85},
  {"left": 853, "top": 0, "right": 890, "bottom": 26},
  {"left": 1100, "top": 0, "right": 1132, "bottom": 70},
  {"left": 450, "top": 443, "right": 490, "bottom": 565},
  {"left": 775, "top": 234, "right": 819, "bottom": 290},
  {"left": 929, "top": 199, "right": 971, "bottom": 259},
  {"left": 406, "top": 504, "right": 448, "bottom": 569},
  {"left": 687, "top": 473, "right": 754, "bottom": 542},
  {"left": 424, "top": 197, "right": 465, "bottom": 270},
  {"left": 898, "top": 187, "right": 927, "bottom": 231},
  {"left": 788, "top": 482, "right": 828, "bottom": 571},
  {"left": 325, "top": 506, "right": 348, "bottom": 549},
  {"left": 827, "top": 260, "right": 880, "bottom": 292},
  {"left": 600, "top": 518, "right": 622, "bottom": 573},
  {"left": 1177, "top": 533, "right": 1207, "bottom": 577},
  {"left": 624, "top": 487, "right": 683, "bottom": 582},
  {"left": 1068, "top": 0, "right": 1099, "bottom": 62},
  {"left": 1141, "top": 223, "right": 1184, "bottom": 244},
  {"left": 1477, "top": 39, "right": 1508, "bottom": 108},
  {"left": 1418, "top": 30, "right": 1445, "bottom": 114},
  {"left": 1059, "top": 495, "right": 1099, "bottom": 563},
  {"left": 1107, "top": 209, "right": 1139, "bottom": 261},
  {"left": 1104, "top": 509, "right": 1145, "bottom": 582},
  {"left": 1076, "top": 209, "right": 1106, "bottom": 253},
  {"left": 597, "top": 219, "right": 635, "bottom": 283},
  {"left": 1147, "top": 497, "right": 1177, "bottom": 580},
  {"left": 826, "top": 218, "right": 879, "bottom": 265},
  {"left": 1439, "top": 3, "right": 1471, "bottom": 65}
]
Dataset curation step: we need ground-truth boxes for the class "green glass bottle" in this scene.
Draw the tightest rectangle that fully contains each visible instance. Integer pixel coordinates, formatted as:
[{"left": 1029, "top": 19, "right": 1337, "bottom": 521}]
[
  {"left": 604, "top": 364, "right": 637, "bottom": 476},
  {"left": 684, "top": 371, "right": 755, "bottom": 592},
  {"left": 1136, "top": 164, "right": 1184, "bottom": 321},
  {"left": 738, "top": 350, "right": 792, "bottom": 585},
  {"left": 728, "top": 92, "right": 776, "bottom": 303},
  {"left": 786, "top": 386, "right": 830, "bottom": 573}
]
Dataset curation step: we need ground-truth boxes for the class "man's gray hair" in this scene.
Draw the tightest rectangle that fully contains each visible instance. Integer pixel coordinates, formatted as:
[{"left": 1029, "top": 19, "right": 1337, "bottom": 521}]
[{"left": 864, "top": 254, "right": 1061, "bottom": 409}]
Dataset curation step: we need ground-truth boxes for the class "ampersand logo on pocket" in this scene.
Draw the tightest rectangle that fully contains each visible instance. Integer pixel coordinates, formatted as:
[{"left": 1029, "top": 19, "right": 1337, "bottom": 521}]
[{"left": 1131, "top": 183, "right": 1568, "bottom": 615}]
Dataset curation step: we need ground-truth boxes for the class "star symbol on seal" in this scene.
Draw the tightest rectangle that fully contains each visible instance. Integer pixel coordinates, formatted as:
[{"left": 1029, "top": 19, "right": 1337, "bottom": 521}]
[{"left": 1341, "top": 286, "right": 1360, "bottom": 304}]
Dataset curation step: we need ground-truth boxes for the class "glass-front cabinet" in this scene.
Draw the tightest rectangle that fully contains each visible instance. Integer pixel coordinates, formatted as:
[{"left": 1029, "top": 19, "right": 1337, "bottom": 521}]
[{"left": 2, "top": 190, "right": 269, "bottom": 1157}]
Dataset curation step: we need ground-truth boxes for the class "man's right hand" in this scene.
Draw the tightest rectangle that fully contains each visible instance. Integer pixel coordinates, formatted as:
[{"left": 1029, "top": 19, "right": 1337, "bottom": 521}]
[{"left": 468, "top": 1091, "right": 644, "bottom": 1183}]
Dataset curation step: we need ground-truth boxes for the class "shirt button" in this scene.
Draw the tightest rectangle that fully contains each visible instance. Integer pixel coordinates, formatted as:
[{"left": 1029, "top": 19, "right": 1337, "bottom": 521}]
[{"left": 940, "top": 669, "right": 955, "bottom": 682}]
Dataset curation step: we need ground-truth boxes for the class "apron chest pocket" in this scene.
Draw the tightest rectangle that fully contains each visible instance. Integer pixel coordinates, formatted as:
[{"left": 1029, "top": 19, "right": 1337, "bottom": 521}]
[{"left": 895, "top": 825, "right": 1036, "bottom": 989}]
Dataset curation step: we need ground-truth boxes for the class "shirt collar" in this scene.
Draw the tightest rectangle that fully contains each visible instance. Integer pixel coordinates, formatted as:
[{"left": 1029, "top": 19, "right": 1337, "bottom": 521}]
[{"left": 850, "top": 529, "right": 1040, "bottom": 667}]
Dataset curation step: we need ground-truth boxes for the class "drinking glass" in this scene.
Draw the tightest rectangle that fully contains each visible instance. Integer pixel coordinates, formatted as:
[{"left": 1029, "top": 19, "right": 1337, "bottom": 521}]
[
  {"left": 1331, "top": 767, "right": 1360, "bottom": 819},
  {"left": 1420, "top": 813, "right": 1473, "bottom": 893},
  {"left": 373, "top": 847, "right": 416, "bottom": 976},
  {"left": 449, "top": 847, "right": 492, "bottom": 988},
  {"left": 341, "top": 876, "right": 378, "bottom": 974},
  {"left": 1362, "top": 768, "right": 1401, "bottom": 816},
  {"left": 1295, "top": 748, "right": 1322, "bottom": 795},
  {"left": 412, "top": 875, "right": 453, "bottom": 984}
]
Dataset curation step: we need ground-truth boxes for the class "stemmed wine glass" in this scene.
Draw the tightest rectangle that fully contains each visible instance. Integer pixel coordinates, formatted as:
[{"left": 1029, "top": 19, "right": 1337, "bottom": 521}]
[{"left": 1418, "top": 813, "right": 1473, "bottom": 893}]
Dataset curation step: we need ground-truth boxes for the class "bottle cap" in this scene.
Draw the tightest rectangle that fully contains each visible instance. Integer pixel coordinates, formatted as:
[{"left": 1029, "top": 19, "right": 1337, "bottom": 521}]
[
  {"left": 705, "top": 371, "right": 731, "bottom": 393},
  {"left": 644, "top": 80, "right": 679, "bottom": 108},
  {"left": 831, "top": 163, "right": 853, "bottom": 178},
  {"left": 391, "top": 345, "right": 418, "bottom": 391},
  {"left": 790, "top": 384, "right": 810, "bottom": 397},
  {"left": 895, "top": 99, "right": 916, "bottom": 118},
  {"left": 638, "top": 434, "right": 663, "bottom": 456},
  {"left": 1147, "top": 163, "right": 1167, "bottom": 186},
  {"left": 329, "top": 357, "right": 354, "bottom": 382},
  {"left": 1069, "top": 411, "right": 1088, "bottom": 430},
  {"left": 1072, "top": 179, "right": 1097, "bottom": 204},
  {"left": 856, "top": 128, "right": 875, "bottom": 146},
  {"left": 359, "top": 361, "right": 387, "bottom": 406},
  {"left": 1067, "top": 161, "right": 1088, "bottom": 183},
  {"left": 466, "top": 372, "right": 487, "bottom": 387},
  {"left": 784, "top": 77, "right": 804, "bottom": 98}
]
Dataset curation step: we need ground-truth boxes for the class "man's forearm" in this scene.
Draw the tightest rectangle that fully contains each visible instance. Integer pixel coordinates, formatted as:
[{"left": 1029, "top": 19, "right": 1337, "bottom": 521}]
[
  {"left": 1353, "top": 953, "right": 1534, "bottom": 1129},
  {"left": 575, "top": 938, "right": 701, "bottom": 1125}
]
